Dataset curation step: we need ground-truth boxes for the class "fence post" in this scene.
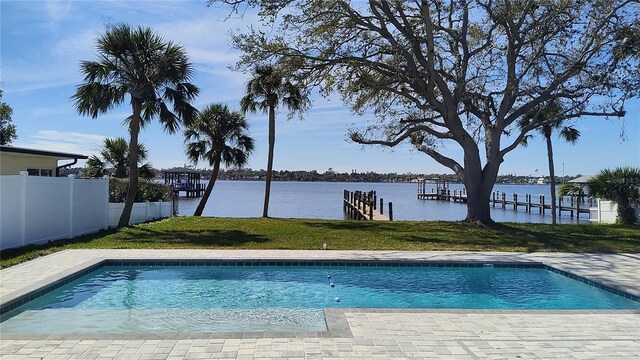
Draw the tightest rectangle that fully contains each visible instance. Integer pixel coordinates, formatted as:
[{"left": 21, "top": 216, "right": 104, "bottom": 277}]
[
  {"left": 19, "top": 171, "right": 28, "bottom": 246},
  {"left": 502, "top": 192, "right": 506, "bottom": 209},
  {"left": 172, "top": 191, "right": 179, "bottom": 216},
  {"left": 68, "top": 174, "right": 75, "bottom": 238},
  {"left": 103, "top": 176, "right": 109, "bottom": 229},
  {"left": 513, "top": 193, "right": 518, "bottom": 211},
  {"left": 380, "top": 198, "right": 384, "bottom": 214},
  {"left": 369, "top": 198, "right": 373, "bottom": 220},
  {"left": 492, "top": 191, "right": 496, "bottom": 207},
  {"left": 526, "top": 194, "right": 531, "bottom": 212},
  {"left": 388, "top": 202, "right": 393, "bottom": 221},
  {"left": 541, "top": 195, "right": 545, "bottom": 214}
]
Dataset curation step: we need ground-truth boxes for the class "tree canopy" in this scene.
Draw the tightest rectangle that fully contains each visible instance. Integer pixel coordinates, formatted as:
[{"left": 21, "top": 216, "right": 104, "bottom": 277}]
[
  {"left": 72, "top": 24, "right": 199, "bottom": 227},
  {"left": 84, "top": 137, "right": 155, "bottom": 179},
  {"left": 212, "top": 0, "right": 639, "bottom": 224},
  {"left": 0, "top": 89, "right": 17, "bottom": 145},
  {"left": 588, "top": 167, "right": 640, "bottom": 224}
]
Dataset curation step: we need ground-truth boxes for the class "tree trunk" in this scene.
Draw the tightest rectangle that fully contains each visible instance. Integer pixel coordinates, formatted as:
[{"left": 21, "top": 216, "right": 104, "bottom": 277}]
[
  {"left": 117, "top": 100, "right": 142, "bottom": 227},
  {"left": 545, "top": 133, "right": 557, "bottom": 224},
  {"left": 262, "top": 105, "right": 276, "bottom": 217},
  {"left": 617, "top": 193, "right": 636, "bottom": 224},
  {"left": 463, "top": 159, "right": 496, "bottom": 225},
  {"left": 193, "top": 159, "right": 221, "bottom": 216}
]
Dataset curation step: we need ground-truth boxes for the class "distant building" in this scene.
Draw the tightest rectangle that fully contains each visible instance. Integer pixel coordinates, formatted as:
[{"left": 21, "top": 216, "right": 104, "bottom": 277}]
[
  {"left": 0, "top": 145, "right": 88, "bottom": 176},
  {"left": 568, "top": 175, "right": 593, "bottom": 185},
  {"left": 536, "top": 177, "right": 548, "bottom": 185}
]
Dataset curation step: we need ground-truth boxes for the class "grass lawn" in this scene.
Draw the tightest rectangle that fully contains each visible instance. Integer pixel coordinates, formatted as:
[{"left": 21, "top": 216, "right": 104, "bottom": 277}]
[{"left": 1, "top": 217, "right": 639, "bottom": 268}]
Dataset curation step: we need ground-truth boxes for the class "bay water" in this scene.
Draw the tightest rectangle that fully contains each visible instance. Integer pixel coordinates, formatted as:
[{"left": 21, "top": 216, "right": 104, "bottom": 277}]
[{"left": 176, "top": 181, "right": 589, "bottom": 223}]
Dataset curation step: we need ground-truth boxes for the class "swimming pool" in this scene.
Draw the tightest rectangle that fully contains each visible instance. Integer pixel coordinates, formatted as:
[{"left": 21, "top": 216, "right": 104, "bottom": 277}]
[{"left": 2, "top": 262, "right": 638, "bottom": 334}]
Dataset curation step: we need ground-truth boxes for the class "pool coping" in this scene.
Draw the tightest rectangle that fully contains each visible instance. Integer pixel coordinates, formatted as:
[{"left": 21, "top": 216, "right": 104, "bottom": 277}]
[
  {"left": 1, "top": 250, "right": 638, "bottom": 340},
  {"left": 1, "top": 308, "right": 639, "bottom": 340}
]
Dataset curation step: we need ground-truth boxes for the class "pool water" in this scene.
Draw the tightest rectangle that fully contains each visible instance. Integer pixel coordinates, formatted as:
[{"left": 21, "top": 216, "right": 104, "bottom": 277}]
[{"left": 2, "top": 265, "right": 638, "bottom": 334}]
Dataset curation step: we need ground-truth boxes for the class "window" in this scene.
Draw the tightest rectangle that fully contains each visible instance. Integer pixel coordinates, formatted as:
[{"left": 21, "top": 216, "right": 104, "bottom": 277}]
[{"left": 26, "top": 168, "right": 53, "bottom": 176}]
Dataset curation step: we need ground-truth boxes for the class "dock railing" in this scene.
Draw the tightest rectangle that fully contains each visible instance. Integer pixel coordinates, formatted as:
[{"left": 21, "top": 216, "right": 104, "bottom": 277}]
[
  {"left": 343, "top": 190, "right": 392, "bottom": 221},
  {"left": 417, "top": 180, "right": 592, "bottom": 219}
]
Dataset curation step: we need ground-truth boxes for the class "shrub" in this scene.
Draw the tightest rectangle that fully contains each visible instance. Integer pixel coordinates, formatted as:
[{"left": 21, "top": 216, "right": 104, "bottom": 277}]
[{"left": 109, "top": 178, "right": 172, "bottom": 202}]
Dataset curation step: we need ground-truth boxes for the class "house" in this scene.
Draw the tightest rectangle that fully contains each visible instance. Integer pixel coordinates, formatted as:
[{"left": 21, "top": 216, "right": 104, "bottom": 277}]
[
  {"left": 0, "top": 145, "right": 88, "bottom": 176},
  {"left": 568, "top": 175, "right": 593, "bottom": 185}
]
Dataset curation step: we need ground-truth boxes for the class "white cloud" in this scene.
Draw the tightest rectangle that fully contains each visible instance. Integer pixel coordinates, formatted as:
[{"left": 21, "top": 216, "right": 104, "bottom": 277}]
[
  {"left": 12, "top": 141, "right": 94, "bottom": 158},
  {"left": 50, "top": 29, "right": 99, "bottom": 58},
  {"left": 31, "top": 130, "right": 106, "bottom": 144},
  {"left": 13, "top": 130, "right": 108, "bottom": 157},
  {"left": 46, "top": 0, "right": 72, "bottom": 23},
  {"left": 30, "top": 105, "right": 75, "bottom": 118}
]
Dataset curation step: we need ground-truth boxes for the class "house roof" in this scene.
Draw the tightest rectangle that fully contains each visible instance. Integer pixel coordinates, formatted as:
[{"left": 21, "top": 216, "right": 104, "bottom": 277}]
[
  {"left": 0, "top": 145, "right": 88, "bottom": 159},
  {"left": 162, "top": 167, "right": 201, "bottom": 174},
  {"left": 568, "top": 175, "right": 593, "bottom": 184}
]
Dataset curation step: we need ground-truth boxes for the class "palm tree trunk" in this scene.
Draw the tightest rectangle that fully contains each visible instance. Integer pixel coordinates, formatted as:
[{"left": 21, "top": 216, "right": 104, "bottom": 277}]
[
  {"left": 118, "top": 101, "right": 142, "bottom": 227},
  {"left": 545, "top": 133, "right": 557, "bottom": 224},
  {"left": 263, "top": 105, "right": 276, "bottom": 217},
  {"left": 194, "top": 159, "right": 221, "bottom": 216}
]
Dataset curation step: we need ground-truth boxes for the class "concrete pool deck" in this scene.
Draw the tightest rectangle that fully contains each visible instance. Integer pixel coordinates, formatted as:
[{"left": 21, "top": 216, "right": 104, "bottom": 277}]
[{"left": 1, "top": 250, "right": 639, "bottom": 359}]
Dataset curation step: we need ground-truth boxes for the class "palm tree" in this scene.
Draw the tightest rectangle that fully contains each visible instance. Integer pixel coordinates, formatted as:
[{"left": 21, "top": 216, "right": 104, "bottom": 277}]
[
  {"left": 558, "top": 182, "right": 589, "bottom": 215},
  {"left": 184, "top": 104, "right": 254, "bottom": 216},
  {"left": 520, "top": 103, "right": 580, "bottom": 224},
  {"left": 240, "top": 65, "right": 307, "bottom": 217},
  {"left": 587, "top": 167, "right": 640, "bottom": 224},
  {"left": 84, "top": 137, "right": 155, "bottom": 179},
  {"left": 72, "top": 24, "right": 199, "bottom": 227}
]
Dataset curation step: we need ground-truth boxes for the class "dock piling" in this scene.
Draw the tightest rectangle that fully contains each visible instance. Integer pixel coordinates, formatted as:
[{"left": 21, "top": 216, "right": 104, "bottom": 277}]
[{"left": 343, "top": 189, "right": 391, "bottom": 221}]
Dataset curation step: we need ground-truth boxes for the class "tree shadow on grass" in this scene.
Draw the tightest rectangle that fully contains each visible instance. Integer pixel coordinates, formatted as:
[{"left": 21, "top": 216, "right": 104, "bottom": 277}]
[
  {"left": 299, "top": 219, "right": 411, "bottom": 232},
  {"left": 116, "top": 226, "right": 269, "bottom": 247},
  {"left": 0, "top": 225, "right": 270, "bottom": 268},
  {"left": 300, "top": 220, "right": 639, "bottom": 253}
]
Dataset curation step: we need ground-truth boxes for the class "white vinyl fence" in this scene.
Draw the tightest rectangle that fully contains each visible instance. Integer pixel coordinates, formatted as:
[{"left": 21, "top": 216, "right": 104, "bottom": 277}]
[
  {"left": 108, "top": 201, "right": 172, "bottom": 228},
  {"left": 589, "top": 199, "right": 640, "bottom": 224},
  {"left": 0, "top": 173, "right": 108, "bottom": 250},
  {"left": 1, "top": 173, "right": 173, "bottom": 250}
]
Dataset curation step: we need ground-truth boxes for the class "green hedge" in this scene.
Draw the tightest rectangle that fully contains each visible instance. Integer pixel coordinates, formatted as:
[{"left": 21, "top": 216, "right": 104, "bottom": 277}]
[{"left": 109, "top": 178, "right": 172, "bottom": 202}]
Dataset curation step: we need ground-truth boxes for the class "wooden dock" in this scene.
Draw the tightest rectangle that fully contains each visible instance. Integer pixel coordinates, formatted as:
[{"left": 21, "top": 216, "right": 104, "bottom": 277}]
[
  {"left": 163, "top": 168, "right": 205, "bottom": 198},
  {"left": 417, "top": 180, "right": 592, "bottom": 219},
  {"left": 171, "top": 184, "right": 205, "bottom": 198},
  {"left": 343, "top": 190, "right": 392, "bottom": 221}
]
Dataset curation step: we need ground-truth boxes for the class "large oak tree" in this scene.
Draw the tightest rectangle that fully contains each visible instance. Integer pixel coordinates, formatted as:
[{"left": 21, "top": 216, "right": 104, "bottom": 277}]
[{"left": 213, "top": 0, "right": 638, "bottom": 224}]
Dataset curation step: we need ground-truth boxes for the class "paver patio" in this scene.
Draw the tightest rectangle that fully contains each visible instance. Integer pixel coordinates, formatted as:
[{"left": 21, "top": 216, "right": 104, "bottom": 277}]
[{"left": 1, "top": 250, "right": 638, "bottom": 359}]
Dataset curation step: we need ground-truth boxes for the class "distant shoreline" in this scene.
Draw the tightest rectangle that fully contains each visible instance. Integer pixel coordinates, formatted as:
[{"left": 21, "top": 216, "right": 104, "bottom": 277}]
[{"left": 184, "top": 178, "right": 558, "bottom": 185}]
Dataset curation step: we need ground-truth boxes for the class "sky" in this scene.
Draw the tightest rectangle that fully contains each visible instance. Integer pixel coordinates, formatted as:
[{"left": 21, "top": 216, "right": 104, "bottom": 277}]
[{"left": 1, "top": 0, "right": 638, "bottom": 177}]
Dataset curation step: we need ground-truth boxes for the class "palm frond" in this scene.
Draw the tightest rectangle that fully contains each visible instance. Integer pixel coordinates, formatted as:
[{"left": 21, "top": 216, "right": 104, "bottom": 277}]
[
  {"left": 184, "top": 103, "right": 255, "bottom": 169},
  {"left": 559, "top": 126, "right": 580, "bottom": 144}
]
